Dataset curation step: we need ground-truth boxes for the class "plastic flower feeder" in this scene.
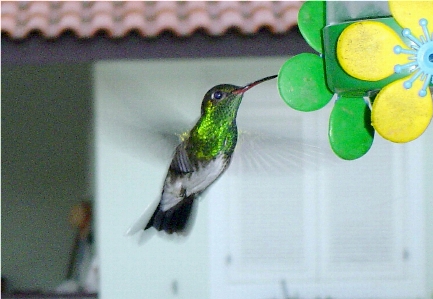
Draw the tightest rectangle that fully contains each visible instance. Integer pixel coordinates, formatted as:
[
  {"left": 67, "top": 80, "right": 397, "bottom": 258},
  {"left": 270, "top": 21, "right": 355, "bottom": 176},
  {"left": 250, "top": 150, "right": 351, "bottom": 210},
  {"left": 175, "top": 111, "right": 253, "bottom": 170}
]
[
  {"left": 338, "top": 2, "right": 433, "bottom": 143},
  {"left": 278, "top": 1, "right": 433, "bottom": 160}
]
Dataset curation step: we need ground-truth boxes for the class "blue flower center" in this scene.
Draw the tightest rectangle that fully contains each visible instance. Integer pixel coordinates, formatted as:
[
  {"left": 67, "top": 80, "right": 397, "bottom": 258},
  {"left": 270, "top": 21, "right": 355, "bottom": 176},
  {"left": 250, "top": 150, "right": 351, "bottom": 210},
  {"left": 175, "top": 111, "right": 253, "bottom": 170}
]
[
  {"left": 394, "top": 18, "right": 433, "bottom": 97},
  {"left": 418, "top": 40, "right": 433, "bottom": 73}
]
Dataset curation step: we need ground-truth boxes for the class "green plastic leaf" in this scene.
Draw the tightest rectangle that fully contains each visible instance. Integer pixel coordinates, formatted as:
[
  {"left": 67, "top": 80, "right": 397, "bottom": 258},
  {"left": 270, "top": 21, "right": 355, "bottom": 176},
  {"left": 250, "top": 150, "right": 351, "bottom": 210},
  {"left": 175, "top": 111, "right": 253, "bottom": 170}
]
[
  {"left": 298, "top": 1, "right": 326, "bottom": 53},
  {"left": 278, "top": 53, "right": 333, "bottom": 112},
  {"left": 329, "top": 97, "right": 375, "bottom": 160}
]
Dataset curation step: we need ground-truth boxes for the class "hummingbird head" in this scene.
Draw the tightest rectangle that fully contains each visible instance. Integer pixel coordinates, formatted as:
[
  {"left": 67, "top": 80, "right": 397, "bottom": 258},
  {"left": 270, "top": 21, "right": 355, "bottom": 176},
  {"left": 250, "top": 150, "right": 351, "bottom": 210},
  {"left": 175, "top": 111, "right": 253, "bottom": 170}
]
[{"left": 200, "top": 75, "right": 277, "bottom": 118}]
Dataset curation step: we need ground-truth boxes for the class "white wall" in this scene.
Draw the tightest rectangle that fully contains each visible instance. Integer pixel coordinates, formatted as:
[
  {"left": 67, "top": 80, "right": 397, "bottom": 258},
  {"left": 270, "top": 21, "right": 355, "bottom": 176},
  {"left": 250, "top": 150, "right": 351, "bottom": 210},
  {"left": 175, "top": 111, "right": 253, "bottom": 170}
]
[{"left": 94, "top": 58, "right": 433, "bottom": 299}]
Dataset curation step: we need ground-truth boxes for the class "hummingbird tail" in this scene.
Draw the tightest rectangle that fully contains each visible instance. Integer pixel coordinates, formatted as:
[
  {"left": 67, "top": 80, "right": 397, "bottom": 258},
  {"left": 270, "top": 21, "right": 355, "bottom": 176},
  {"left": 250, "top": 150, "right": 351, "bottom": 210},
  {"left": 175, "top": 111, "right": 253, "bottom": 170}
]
[
  {"left": 145, "top": 194, "right": 197, "bottom": 234},
  {"left": 125, "top": 196, "right": 161, "bottom": 236}
]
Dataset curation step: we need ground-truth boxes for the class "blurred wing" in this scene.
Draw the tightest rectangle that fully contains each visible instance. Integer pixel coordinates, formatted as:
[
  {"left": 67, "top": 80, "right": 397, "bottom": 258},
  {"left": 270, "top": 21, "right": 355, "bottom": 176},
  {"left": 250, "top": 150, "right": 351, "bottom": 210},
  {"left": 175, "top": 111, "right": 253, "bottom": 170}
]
[
  {"left": 101, "top": 86, "right": 201, "bottom": 164},
  {"left": 100, "top": 78, "right": 198, "bottom": 163},
  {"left": 230, "top": 130, "right": 338, "bottom": 176},
  {"left": 104, "top": 118, "right": 183, "bottom": 163}
]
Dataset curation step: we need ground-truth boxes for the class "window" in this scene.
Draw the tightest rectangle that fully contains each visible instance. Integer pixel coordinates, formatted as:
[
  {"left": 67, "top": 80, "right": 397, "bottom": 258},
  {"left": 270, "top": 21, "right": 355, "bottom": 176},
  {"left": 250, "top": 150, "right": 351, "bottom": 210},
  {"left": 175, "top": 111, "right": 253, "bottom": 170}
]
[{"left": 209, "top": 90, "right": 429, "bottom": 298}]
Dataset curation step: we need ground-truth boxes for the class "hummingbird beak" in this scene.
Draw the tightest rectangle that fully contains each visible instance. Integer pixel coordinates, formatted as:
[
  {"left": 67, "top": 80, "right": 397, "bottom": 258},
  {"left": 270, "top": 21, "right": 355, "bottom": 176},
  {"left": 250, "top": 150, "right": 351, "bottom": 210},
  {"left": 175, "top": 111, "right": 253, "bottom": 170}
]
[{"left": 233, "top": 74, "right": 278, "bottom": 95}]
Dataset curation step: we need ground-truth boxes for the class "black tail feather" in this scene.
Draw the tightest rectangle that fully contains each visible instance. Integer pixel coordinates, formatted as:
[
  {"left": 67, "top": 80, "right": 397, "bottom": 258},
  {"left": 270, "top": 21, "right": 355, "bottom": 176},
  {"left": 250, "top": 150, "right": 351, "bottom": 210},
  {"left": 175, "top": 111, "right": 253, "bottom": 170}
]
[{"left": 145, "top": 195, "right": 196, "bottom": 234}]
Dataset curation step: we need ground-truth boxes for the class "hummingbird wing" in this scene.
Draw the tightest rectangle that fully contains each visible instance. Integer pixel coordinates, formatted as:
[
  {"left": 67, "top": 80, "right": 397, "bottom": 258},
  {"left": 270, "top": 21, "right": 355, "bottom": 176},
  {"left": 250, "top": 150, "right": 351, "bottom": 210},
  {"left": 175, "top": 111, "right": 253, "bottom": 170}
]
[
  {"left": 103, "top": 115, "right": 185, "bottom": 164},
  {"left": 101, "top": 79, "right": 198, "bottom": 164},
  {"left": 170, "top": 142, "right": 194, "bottom": 173},
  {"left": 232, "top": 130, "right": 336, "bottom": 176}
]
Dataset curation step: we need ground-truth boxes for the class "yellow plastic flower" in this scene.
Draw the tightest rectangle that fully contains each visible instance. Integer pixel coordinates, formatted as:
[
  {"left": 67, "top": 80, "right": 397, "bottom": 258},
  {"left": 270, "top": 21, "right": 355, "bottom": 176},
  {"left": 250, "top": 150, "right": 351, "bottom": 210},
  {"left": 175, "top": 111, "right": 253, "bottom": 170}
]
[{"left": 336, "top": 1, "right": 433, "bottom": 143}]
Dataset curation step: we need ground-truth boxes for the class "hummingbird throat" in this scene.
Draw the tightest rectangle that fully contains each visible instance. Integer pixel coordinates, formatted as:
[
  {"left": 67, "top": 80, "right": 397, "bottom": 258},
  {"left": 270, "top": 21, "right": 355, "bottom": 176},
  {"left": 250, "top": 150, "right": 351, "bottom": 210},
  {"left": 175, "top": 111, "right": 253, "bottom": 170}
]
[{"left": 190, "top": 74, "right": 277, "bottom": 160}]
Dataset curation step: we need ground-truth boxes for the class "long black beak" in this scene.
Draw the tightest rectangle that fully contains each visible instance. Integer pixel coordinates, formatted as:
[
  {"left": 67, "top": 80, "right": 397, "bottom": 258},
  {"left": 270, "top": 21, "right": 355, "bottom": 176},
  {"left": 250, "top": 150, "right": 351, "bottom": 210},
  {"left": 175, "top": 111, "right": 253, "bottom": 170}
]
[{"left": 233, "top": 74, "right": 278, "bottom": 95}]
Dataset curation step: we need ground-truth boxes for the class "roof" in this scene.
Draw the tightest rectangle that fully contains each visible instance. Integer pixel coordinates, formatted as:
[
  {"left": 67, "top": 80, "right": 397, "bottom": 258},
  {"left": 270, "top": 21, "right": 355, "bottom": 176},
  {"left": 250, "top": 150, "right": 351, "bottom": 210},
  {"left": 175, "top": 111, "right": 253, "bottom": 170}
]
[{"left": 1, "top": 1, "right": 302, "bottom": 39}]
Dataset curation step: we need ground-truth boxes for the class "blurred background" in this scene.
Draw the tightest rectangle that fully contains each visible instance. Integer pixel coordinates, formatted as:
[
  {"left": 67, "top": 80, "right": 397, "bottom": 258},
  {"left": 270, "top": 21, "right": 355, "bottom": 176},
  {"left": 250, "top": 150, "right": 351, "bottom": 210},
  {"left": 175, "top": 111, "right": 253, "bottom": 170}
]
[{"left": 2, "top": 2, "right": 432, "bottom": 299}]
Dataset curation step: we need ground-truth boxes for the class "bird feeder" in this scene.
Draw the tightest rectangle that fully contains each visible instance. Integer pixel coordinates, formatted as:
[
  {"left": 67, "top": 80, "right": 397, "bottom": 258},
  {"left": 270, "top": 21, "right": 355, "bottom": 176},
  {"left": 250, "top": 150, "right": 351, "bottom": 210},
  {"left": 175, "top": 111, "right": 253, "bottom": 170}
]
[{"left": 278, "top": 1, "right": 433, "bottom": 160}]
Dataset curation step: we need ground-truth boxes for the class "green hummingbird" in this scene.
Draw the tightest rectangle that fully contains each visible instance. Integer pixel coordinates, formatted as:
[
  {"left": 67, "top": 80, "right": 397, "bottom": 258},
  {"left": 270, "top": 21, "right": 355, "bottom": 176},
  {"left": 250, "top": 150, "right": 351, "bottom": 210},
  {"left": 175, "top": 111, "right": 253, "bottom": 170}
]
[{"left": 126, "top": 75, "right": 277, "bottom": 235}]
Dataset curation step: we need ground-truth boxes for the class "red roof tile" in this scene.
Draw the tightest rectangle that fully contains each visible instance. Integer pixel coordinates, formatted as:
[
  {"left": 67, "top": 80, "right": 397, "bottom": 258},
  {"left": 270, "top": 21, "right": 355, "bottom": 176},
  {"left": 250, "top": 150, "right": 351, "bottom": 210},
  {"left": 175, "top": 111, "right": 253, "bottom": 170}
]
[{"left": 1, "top": 1, "right": 301, "bottom": 39}]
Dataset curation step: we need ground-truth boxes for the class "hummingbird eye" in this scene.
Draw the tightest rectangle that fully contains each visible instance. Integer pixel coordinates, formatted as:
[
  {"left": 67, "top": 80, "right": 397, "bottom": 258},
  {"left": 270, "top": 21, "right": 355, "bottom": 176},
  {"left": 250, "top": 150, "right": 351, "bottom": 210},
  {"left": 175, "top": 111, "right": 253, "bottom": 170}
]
[{"left": 212, "top": 90, "right": 224, "bottom": 100}]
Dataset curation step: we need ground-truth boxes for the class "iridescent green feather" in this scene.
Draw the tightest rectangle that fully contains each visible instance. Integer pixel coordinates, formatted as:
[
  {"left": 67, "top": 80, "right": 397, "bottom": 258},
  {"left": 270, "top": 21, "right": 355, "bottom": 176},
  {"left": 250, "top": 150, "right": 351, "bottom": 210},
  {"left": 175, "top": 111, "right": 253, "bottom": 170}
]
[{"left": 188, "top": 84, "right": 244, "bottom": 160}]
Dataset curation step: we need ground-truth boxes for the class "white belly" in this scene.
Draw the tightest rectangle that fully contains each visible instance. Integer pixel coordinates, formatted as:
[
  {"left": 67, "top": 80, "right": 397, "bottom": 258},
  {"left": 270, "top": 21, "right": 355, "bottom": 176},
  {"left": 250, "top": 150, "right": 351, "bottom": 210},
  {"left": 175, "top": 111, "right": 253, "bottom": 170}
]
[{"left": 160, "top": 154, "right": 228, "bottom": 211}]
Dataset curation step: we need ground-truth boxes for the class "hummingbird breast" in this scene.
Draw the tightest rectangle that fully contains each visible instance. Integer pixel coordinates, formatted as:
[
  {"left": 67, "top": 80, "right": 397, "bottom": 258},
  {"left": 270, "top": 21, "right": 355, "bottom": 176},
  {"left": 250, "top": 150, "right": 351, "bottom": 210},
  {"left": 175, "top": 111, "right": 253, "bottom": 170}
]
[{"left": 190, "top": 122, "right": 238, "bottom": 160}]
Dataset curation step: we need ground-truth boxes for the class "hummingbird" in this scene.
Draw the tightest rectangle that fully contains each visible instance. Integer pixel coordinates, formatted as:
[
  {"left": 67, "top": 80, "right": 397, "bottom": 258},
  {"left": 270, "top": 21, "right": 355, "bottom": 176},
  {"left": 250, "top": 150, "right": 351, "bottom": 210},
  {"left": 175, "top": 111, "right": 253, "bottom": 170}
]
[{"left": 126, "top": 74, "right": 277, "bottom": 236}]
